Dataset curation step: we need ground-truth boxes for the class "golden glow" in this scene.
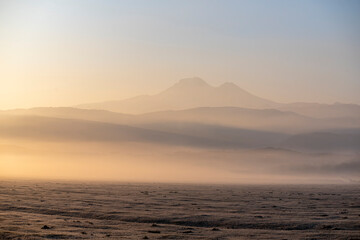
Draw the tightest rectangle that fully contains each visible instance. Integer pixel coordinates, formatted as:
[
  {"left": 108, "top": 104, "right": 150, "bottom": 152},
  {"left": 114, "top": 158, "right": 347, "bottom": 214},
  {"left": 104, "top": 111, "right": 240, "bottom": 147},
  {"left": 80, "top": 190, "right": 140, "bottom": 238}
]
[{"left": 1, "top": 1, "right": 360, "bottom": 109}]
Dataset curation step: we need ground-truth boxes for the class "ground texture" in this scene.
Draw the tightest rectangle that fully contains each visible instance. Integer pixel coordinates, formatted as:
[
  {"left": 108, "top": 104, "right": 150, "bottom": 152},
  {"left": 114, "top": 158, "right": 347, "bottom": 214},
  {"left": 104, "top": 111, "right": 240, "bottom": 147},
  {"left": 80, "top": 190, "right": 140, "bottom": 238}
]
[{"left": 0, "top": 181, "right": 359, "bottom": 239}]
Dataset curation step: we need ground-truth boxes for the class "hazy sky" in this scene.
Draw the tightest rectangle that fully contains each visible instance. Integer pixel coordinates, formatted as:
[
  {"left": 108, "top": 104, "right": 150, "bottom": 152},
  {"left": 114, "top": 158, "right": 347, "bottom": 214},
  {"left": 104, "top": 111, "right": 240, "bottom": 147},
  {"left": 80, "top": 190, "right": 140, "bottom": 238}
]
[{"left": 1, "top": 0, "right": 359, "bottom": 109}]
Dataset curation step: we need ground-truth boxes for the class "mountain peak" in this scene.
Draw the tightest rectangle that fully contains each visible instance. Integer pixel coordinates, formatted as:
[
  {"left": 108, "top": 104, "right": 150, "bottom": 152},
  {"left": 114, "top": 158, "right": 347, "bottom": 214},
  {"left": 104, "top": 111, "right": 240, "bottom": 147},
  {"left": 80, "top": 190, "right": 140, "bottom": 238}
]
[
  {"left": 176, "top": 77, "right": 210, "bottom": 88},
  {"left": 218, "top": 82, "right": 239, "bottom": 89}
]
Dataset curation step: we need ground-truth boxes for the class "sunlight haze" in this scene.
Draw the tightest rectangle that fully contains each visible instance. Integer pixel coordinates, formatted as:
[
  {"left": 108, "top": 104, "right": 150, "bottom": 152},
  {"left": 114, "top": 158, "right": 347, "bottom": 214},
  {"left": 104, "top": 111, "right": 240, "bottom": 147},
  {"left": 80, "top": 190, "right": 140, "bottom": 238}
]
[{"left": 1, "top": 0, "right": 360, "bottom": 109}]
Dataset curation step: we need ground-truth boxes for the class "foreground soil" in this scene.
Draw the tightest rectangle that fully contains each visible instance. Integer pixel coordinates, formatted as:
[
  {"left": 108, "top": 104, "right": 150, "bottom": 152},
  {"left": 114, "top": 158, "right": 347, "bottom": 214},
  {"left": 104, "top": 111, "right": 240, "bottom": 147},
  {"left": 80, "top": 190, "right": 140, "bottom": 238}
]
[{"left": 0, "top": 181, "right": 359, "bottom": 239}]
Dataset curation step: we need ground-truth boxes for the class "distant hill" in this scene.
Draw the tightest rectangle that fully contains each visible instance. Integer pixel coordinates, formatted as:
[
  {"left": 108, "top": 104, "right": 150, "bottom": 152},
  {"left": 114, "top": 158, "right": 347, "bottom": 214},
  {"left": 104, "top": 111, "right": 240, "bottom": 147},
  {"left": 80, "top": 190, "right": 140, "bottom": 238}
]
[
  {"left": 279, "top": 102, "right": 360, "bottom": 119},
  {"left": 281, "top": 132, "right": 360, "bottom": 152},
  {"left": 3, "top": 107, "right": 132, "bottom": 124},
  {"left": 0, "top": 114, "right": 293, "bottom": 149},
  {"left": 4, "top": 106, "right": 359, "bottom": 134},
  {"left": 1, "top": 111, "right": 359, "bottom": 152},
  {"left": 0, "top": 114, "right": 233, "bottom": 148}
]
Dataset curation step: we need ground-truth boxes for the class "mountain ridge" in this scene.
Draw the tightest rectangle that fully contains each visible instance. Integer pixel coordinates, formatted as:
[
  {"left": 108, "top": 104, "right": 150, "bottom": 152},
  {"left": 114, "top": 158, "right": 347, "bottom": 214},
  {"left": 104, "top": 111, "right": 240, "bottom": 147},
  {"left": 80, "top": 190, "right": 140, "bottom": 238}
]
[
  {"left": 76, "top": 77, "right": 279, "bottom": 114},
  {"left": 75, "top": 77, "right": 360, "bottom": 119}
]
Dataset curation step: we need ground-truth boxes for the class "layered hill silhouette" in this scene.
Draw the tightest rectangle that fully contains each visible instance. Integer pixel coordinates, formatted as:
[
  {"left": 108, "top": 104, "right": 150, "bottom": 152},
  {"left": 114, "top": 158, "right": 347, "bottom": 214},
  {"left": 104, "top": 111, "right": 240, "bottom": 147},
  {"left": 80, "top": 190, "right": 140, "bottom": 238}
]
[
  {"left": 0, "top": 114, "right": 235, "bottom": 148},
  {"left": 0, "top": 114, "right": 291, "bottom": 149},
  {"left": 4, "top": 106, "right": 359, "bottom": 134},
  {"left": 1, "top": 107, "right": 359, "bottom": 152}
]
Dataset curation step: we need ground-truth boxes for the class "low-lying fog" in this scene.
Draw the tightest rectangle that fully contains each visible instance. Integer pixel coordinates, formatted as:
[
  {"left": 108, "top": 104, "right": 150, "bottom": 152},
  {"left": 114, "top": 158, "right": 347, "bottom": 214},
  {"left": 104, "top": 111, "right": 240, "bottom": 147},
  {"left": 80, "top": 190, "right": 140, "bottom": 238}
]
[{"left": 1, "top": 139, "right": 358, "bottom": 184}]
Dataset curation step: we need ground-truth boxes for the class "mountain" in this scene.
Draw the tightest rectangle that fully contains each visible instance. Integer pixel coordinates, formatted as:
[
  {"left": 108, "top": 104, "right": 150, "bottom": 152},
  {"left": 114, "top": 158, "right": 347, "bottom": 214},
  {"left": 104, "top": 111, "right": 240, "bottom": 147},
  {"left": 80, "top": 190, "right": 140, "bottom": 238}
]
[
  {"left": 76, "top": 77, "right": 360, "bottom": 120},
  {"left": 76, "top": 77, "right": 279, "bottom": 114}
]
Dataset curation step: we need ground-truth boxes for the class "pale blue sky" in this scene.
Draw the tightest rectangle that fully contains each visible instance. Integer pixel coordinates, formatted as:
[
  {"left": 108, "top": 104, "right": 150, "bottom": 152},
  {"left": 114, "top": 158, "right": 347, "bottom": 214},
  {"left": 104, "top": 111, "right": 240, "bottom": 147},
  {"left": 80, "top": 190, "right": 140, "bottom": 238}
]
[{"left": 0, "top": 0, "right": 359, "bottom": 108}]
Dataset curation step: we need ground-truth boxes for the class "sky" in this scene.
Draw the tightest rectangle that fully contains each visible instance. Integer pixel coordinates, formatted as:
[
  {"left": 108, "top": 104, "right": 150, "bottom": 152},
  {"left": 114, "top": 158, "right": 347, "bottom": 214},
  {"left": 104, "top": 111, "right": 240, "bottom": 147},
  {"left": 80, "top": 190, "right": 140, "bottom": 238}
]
[{"left": 0, "top": 0, "right": 359, "bottom": 109}]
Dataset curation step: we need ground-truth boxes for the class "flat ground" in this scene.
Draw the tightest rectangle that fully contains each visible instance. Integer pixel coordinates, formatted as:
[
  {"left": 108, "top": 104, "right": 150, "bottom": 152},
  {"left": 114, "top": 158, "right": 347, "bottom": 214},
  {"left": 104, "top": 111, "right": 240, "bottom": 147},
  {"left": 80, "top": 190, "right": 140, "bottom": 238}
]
[{"left": 0, "top": 181, "right": 359, "bottom": 239}]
